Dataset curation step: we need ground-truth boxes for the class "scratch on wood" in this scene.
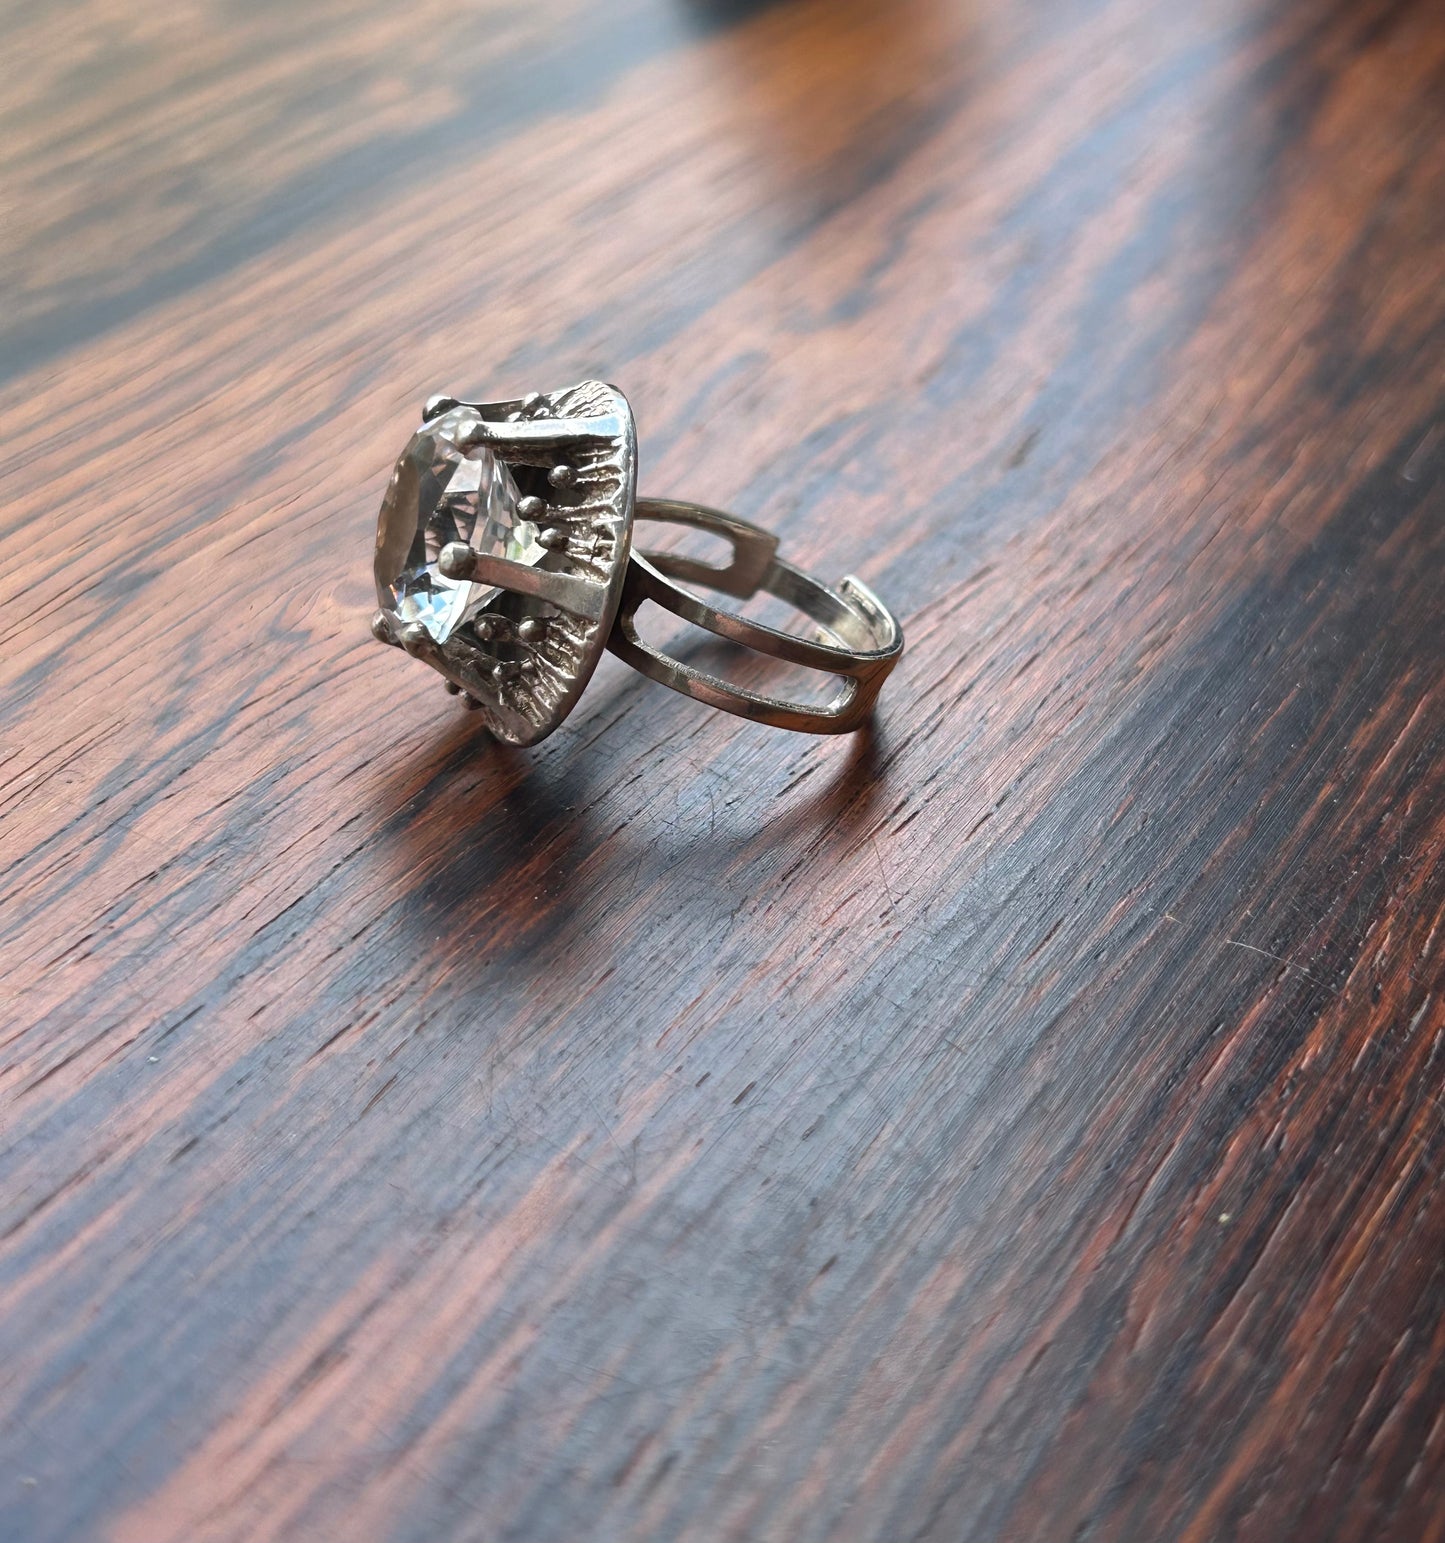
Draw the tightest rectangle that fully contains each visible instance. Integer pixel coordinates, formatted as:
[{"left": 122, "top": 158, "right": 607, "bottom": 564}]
[{"left": 1221, "top": 937, "right": 1325, "bottom": 986}]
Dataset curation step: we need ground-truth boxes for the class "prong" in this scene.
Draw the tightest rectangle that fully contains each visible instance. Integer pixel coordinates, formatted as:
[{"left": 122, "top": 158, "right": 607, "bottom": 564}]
[
  {"left": 464, "top": 694, "right": 482, "bottom": 710},
  {"left": 438, "top": 542, "right": 477, "bottom": 581},
  {"left": 473, "top": 613, "right": 504, "bottom": 642},
  {"left": 521, "top": 391, "right": 544, "bottom": 415},
  {"left": 424, "top": 393, "right": 460, "bottom": 421},
  {"left": 451, "top": 413, "right": 623, "bottom": 451},
  {"left": 444, "top": 679, "right": 461, "bottom": 695},
  {"left": 455, "top": 417, "right": 495, "bottom": 450},
  {"left": 538, "top": 526, "right": 569, "bottom": 552},
  {"left": 516, "top": 616, "right": 547, "bottom": 644},
  {"left": 371, "top": 610, "right": 396, "bottom": 645},
  {"left": 401, "top": 622, "right": 432, "bottom": 657},
  {"left": 548, "top": 463, "right": 577, "bottom": 490},
  {"left": 463, "top": 552, "right": 607, "bottom": 621},
  {"left": 517, "top": 495, "right": 547, "bottom": 522}
]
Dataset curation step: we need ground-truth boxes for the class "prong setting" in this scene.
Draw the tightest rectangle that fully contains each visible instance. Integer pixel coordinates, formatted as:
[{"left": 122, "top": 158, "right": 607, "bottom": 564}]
[
  {"left": 437, "top": 542, "right": 477, "bottom": 581},
  {"left": 455, "top": 416, "right": 490, "bottom": 450},
  {"left": 371, "top": 380, "right": 637, "bottom": 746}
]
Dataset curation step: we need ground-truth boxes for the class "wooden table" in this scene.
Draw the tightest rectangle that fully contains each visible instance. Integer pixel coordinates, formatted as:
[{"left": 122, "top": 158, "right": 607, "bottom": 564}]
[{"left": 4, "top": 1, "right": 1443, "bottom": 1539}]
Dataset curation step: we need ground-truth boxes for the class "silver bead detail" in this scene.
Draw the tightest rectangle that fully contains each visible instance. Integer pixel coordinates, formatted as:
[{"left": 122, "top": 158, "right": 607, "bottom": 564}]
[
  {"left": 438, "top": 542, "right": 476, "bottom": 580},
  {"left": 517, "top": 494, "right": 547, "bottom": 522},
  {"left": 538, "top": 526, "right": 569, "bottom": 551},
  {"left": 548, "top": 463, "right": 577, "bottom": 490},
  {"left": 401, "top": 623, "right": 431, "bottom": 657},
  {"left": 515, "top": 616, "right": 547, "bottom": 643},
  {"left": 423, "top": 393, "right": 459, "bottom": 421}
]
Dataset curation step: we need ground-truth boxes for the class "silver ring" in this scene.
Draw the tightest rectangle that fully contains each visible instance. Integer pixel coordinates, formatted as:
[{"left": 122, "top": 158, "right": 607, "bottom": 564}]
[{"left": 369, "top": 381, "right": 903, "bottom": 747}]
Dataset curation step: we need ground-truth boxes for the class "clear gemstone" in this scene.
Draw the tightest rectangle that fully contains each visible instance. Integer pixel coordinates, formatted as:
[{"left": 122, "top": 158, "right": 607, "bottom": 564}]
[{"left": 374, "top": 408, "right": 545, "bottom": 643}]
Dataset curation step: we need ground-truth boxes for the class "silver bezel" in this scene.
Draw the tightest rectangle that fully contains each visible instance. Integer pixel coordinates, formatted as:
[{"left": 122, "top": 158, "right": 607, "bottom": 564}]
[{"left": 372, "top": 381, "right": 637, "bottom": 747}]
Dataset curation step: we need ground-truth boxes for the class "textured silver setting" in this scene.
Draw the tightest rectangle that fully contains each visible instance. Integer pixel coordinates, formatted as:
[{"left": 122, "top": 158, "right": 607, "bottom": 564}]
[{"left": 372, "top": 380, "right": 636, "bottom": 746}]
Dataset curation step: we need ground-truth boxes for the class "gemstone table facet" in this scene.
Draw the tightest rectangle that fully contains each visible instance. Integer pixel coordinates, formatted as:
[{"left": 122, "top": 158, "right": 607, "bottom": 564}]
[{"left": 374, "top": 408, "right": 545, "bottom": 643}]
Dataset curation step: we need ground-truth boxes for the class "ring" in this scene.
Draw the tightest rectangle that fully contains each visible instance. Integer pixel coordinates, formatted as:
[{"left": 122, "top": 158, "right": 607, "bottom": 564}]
[{"left": 369, "top": 381, "right": 903, "bottom": 747}]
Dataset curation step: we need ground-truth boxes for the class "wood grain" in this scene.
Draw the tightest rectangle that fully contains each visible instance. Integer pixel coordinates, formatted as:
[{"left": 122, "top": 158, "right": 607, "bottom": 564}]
[{"left": 2, "top": 0, "right": 1444, "bottom": 1539}]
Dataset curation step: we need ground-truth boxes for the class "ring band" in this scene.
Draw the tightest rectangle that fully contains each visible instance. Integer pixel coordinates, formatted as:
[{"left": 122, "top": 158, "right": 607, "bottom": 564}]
[
  {"left": 616, "top": 500, "right": 901, "bottom": 734},
  {"left": 369, "top": 381, "right": 903, "bottom": 746}
]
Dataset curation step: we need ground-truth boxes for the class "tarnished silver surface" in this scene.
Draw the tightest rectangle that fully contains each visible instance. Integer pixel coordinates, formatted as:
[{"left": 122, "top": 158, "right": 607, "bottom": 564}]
[{"left": 369, "top": 383, "right": 903, "bottom": 742}]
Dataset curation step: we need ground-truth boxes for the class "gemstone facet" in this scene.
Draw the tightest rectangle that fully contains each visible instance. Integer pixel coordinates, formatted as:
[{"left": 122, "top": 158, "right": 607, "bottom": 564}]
[{"left": 374, "top": 408, "right": 545, "bottom": 643}]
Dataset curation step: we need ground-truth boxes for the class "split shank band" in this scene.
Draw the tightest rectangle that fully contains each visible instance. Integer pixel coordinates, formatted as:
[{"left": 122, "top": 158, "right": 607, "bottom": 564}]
[{"left": 617, "top": 498, "right": 901, "bottom": 735}]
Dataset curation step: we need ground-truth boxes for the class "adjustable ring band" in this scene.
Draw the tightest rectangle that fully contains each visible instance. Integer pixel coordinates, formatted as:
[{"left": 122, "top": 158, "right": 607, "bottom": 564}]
[{"left": 610, "top": 500, "right": 903, "bottom": 734}]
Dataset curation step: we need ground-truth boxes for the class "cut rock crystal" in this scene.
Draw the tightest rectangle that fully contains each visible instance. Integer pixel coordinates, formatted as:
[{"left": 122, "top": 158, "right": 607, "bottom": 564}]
[{"left": 373, "top": 408, "right": 545, "bottom": 643}]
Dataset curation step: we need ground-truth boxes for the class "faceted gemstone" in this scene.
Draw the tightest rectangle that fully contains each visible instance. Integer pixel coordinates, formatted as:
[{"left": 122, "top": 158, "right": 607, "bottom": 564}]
[{"left": 374, "top": 407, "right": 544, "bottom": 643}]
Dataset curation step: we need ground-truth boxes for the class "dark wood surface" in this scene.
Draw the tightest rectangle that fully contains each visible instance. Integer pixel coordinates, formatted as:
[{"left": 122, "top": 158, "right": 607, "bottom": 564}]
[{"left": 3, "top": 1, "right": 1444, "bottom": 1539}]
